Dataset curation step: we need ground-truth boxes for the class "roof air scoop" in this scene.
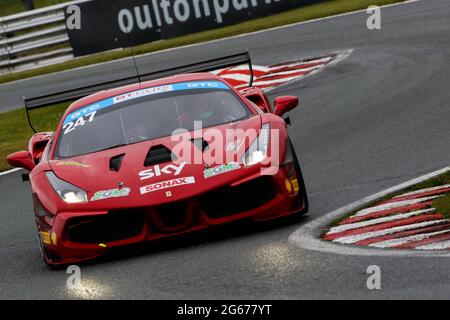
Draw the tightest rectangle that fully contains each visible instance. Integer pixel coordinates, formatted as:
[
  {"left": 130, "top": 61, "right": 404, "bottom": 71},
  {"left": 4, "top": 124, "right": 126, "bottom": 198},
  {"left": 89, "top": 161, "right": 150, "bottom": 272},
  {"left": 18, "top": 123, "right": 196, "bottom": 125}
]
[{"left": 144, "top": 145, "right": 175, "bottom": 167}]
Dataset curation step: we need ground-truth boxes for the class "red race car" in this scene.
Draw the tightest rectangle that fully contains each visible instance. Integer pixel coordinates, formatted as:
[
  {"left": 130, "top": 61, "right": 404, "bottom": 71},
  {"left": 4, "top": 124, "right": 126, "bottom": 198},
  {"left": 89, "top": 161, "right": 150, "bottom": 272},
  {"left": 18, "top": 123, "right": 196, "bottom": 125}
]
[{"left": 7, "top": 52, "right": 308, "bottom": 265}]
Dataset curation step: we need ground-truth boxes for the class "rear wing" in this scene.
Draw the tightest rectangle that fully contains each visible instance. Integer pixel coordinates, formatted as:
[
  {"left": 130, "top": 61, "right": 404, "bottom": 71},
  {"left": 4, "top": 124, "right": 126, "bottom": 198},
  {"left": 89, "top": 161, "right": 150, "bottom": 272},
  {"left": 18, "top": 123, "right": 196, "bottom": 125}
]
[{"left": 24, "top": 51, "right": 254, "bottom": 132}]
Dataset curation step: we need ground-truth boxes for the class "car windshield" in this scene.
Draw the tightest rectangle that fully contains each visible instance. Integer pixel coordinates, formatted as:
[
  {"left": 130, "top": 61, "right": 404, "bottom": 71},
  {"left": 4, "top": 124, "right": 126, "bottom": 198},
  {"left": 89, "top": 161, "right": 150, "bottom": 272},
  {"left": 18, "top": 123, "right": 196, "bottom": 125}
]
[{"left": 55, "top": 81, "right": 251, "bottom": 158}]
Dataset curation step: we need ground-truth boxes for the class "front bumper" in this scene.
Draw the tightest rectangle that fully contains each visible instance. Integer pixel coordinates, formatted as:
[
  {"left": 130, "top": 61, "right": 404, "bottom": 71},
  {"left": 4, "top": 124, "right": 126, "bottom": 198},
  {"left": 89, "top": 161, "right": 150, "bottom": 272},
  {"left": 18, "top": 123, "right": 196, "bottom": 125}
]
[{"left": 39, "top": 164, "right": 306, "bottom": 265}]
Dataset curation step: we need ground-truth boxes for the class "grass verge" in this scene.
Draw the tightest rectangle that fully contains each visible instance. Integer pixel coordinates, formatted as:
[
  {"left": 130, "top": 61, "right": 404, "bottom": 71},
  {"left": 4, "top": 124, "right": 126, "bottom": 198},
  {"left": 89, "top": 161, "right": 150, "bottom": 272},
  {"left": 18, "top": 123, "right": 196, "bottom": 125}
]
[
  {"left": 434, "top": 194, "right": 450, "bottom": 219},
  {"left": 0, "top": 103, "right": 67, "bottom": 171},
  {"left": 0, "top": 0, "right": 70, "bottom": 16},
  {"left": 0, "top": 0, "right": 406, "bottom": 85}
]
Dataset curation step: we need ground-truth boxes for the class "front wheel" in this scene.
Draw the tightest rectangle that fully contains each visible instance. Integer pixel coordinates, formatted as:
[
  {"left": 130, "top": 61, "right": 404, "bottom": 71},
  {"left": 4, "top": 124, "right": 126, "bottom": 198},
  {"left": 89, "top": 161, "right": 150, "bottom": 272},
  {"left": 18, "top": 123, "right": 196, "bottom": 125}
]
[
  {"left": 34, "top": 218, "right": 52, "bottom": 265},
  {"left": 288, "top": 137, "right": 309, "bottom": 215}
]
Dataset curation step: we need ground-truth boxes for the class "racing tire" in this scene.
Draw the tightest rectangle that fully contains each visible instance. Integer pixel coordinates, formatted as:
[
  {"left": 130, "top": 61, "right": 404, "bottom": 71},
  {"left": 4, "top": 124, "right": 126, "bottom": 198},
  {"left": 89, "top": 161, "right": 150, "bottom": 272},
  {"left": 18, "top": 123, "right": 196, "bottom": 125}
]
[
  {"left": 288, "top": 137, "right": 309, "bottom": 215},
  {"left": 34, "top": 218, "right": 51, "bottom": 265}
]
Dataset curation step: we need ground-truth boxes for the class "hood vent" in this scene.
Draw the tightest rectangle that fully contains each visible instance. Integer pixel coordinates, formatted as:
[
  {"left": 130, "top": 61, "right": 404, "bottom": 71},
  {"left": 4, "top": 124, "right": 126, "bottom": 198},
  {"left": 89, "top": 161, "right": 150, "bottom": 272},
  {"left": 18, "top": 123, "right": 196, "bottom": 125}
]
[
  {"left": 110, "top": 154, "right": 125, "bottom": 172},
  {"left": 191, "top": 138, "right": 209, "bottom": 152},
  {"left": 144, "top": 145, "right": 176, "bottom": 167}
]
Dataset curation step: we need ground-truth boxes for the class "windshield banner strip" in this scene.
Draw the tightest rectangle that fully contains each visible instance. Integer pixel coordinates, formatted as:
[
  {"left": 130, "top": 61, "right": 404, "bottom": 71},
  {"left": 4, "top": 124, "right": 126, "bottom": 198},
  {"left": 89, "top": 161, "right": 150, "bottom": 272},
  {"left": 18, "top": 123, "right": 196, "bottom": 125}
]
[{"left": 63, "top": 81, "right": 230, "bottom": 125}]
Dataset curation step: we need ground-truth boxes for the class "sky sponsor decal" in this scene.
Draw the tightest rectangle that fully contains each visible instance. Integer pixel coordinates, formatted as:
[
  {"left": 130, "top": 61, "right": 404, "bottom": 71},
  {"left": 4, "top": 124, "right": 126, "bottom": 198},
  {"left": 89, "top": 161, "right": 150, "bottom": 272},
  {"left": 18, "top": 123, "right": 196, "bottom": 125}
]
[
  {"left": 140, "top": 176, "right": 195, "bottom": 195},
  {"left": 204, "top": 162, "right": 240, "bottom": 178},
  {"left": 139, "top": 161, "right": 186, "bottom": 180},
  {"left": 91, "top": 187, "right": 131, "bottom": 201}
]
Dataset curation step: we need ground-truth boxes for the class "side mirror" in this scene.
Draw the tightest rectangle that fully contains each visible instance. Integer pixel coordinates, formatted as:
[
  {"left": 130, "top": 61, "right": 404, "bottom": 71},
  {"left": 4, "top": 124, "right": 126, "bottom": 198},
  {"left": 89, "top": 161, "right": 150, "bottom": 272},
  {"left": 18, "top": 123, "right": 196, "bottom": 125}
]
[
  {"left": 7, "top": 151, "right": 35, "bottom": 171},
  {"left": 274, "top": 96, "right": 299, "bottom": 117},
  {"left": 29, "top": 132, "right": 53, "bottom": 164}
]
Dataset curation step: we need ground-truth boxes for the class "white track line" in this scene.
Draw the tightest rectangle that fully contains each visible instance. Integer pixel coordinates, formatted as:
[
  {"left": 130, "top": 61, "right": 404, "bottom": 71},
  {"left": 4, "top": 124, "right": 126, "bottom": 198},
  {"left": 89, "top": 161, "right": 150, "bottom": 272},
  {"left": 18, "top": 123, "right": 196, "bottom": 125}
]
[
  {"left": 252, "top": 75, "right": 312, "bottom": 86},
  {"left": 270, "top": 57, "right": 333, "bottom": 69},
  {"left": 332, "top": 219, "right": 449, "bottom": 244},
  {"left": 258, "top": 66, "right": 322, "bottom": 77},
  {"left": 218, "top": 73, "right": 251, "bottom": 82},
  {"left": 394, "top": 184, "right": 450, "bottom": 198},
  {"left": 0, "top": 168, "right": 21, "bottom": 177},
  {"left": 327, "top": 208, "right": 435, "bottom": 235},
  {"left": 222, "top": 65, "right": 321, "bottom": 80},
  {"left": 260, "top": 49, "right": 352, "bottom": 93},
  {"left": 369, "top": 229, "right": 450, "bottom": 248},
  {"left": 417, "top": 239, "right": 450, "bottom": 250},
  {"left": 216, "top": 65, "right": 270, "bottom": 73},
  {"left": 354, "top": 195, "right": 441, "bottom": 217}
]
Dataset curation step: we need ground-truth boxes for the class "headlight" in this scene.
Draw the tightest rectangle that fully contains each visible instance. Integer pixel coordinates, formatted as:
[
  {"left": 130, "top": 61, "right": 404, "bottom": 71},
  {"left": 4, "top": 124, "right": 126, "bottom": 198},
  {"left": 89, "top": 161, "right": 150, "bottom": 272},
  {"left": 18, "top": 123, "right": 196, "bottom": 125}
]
[
  {"left": 45, "top": 171, "right": 88, "bottom": 204},
  {"left": 242, "top": 123, "right": 270, "bottom": 167}
]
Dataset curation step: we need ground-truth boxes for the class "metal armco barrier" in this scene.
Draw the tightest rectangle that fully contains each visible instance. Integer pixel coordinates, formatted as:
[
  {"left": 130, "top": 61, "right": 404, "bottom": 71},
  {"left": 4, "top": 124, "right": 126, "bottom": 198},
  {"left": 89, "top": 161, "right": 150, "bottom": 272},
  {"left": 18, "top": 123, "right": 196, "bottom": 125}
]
[
  {"left": 0, "top": 0, "right": 326, "bottom": 74},
  {"left": 0, "top": 0, "right": 89, "bottom": 74}
]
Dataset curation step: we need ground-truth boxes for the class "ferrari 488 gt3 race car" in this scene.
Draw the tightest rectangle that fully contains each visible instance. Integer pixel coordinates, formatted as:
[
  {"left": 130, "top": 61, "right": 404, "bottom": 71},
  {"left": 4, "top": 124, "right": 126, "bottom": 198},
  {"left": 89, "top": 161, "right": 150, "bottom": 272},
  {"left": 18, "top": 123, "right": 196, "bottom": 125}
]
[{"left": 7, "top": 52, "right": 308, "bottom": 265}]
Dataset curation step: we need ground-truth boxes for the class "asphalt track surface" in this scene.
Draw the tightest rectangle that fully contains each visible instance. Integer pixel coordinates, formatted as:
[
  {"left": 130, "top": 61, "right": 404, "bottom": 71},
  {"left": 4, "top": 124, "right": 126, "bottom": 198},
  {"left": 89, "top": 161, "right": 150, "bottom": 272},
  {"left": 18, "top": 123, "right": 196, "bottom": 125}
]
[{"left": 1, "top": 0, "right": 450, "bottom": 299}]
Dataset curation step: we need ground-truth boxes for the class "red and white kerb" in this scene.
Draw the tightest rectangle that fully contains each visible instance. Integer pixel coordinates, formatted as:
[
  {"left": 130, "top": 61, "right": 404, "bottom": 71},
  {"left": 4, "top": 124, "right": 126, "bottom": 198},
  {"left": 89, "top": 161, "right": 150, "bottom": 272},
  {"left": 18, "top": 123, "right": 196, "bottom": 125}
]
[
  {"left": 323, "top": 184, "right": 450, "bottom": 250},
  {"left": 213, "top": 54, "right": 336, "bottom": 92}
]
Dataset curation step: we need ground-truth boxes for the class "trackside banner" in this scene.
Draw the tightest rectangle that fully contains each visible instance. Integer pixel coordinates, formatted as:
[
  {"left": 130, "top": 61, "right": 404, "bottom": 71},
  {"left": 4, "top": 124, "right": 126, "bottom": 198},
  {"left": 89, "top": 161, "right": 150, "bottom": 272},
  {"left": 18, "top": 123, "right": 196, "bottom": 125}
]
[{"left": 66, "top": 0, "right": 327, "bottom": 56}]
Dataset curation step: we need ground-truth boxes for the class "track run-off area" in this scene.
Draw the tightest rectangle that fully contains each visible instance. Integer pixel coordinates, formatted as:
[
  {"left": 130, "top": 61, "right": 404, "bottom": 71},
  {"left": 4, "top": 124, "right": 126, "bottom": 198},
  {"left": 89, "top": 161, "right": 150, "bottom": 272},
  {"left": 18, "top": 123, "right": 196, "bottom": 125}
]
[{"left": 1, "top": 0, "right": 450, "bottom": 299}]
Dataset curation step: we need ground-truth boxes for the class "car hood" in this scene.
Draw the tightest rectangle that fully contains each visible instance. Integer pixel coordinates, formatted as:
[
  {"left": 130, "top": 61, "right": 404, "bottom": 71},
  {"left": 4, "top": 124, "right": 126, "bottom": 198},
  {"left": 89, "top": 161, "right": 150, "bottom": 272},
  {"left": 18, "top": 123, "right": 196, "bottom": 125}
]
[{"left": 48, "top": 116, "right": 262, "bottom": 209}]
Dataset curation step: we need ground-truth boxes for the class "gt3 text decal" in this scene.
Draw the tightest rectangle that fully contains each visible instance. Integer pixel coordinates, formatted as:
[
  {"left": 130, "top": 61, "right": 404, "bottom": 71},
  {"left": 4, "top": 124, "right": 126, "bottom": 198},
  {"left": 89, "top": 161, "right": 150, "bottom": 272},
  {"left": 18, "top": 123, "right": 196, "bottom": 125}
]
[
  {"left": 140, "top": 177, "right": 195, "bottom": 195},
  {"left": 91, "top": 187, "right": 131, "bottom": 201}
]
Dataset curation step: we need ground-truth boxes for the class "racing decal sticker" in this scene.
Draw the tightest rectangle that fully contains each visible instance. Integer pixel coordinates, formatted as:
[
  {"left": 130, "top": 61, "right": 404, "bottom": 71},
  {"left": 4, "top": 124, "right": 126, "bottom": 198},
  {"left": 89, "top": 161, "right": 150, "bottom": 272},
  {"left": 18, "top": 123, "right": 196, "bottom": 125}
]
[
  {"left": 39, "top": 231, "right": 51, "bottom": 245},
  {"left": 62, "top": 110, "right": 96, "bottom": 135},
  {"left": 56, "top": 161, "right": 90, "bottom": 168},
  {"left": 112, "top": 85, "right": 173, "bottom": 103},
  {"left": 140, "top": 176, "right": 195, "bottom": 195},
  {"left": 139, "top": 162, "right": 186, "bottom": 180},
  {"left": 203, "top": 163, "right": 240, "bottom": 178},
  {"left": 62, "top": 81, "right": 230, "bottom": 129},
  {"left": 284, "top": 179, "right": 293, "bottom": 193},
  {"left": 91, "top": 187, "right": 131, "bottom": 201},
  {"left": 291, "top": 178, "right": 300, "bottom": 192}
]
